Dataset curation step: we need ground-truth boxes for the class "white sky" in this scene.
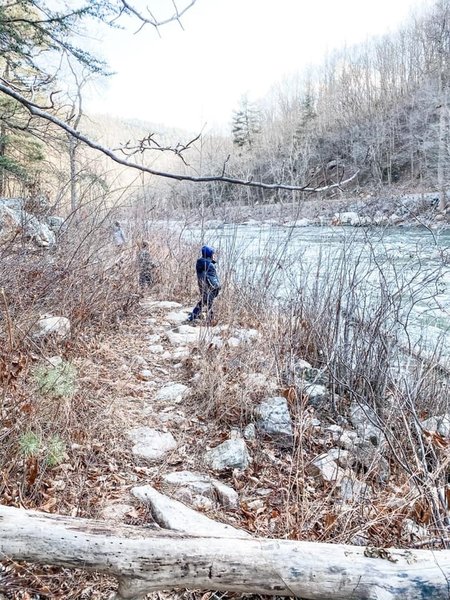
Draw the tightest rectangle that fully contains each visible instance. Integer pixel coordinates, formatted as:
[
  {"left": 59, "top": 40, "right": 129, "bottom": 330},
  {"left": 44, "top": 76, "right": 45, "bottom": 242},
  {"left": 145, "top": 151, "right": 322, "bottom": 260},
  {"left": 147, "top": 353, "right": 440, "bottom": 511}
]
[{"left": 85, "top": 0, "right": 434, "bottom": 133}]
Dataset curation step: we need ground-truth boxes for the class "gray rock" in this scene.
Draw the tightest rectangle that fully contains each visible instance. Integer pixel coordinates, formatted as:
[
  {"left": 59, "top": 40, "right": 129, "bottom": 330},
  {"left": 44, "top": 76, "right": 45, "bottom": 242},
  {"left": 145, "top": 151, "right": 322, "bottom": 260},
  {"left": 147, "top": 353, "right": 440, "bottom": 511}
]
[
  {"left": 339, "top": 475, "right": 372, "bottom": 502},
  {"left": 204, "top": 438, "right": 250, "bottom": 471},
  {"left": 349, "top": 401, "right": 384, "bottom": 447},
  {"left": 300, "top": 382, "right": 328, "bottom": 402},
  {"left": 255, "top": 396, "right": 293, "bottom": 447},
  {"left": 155, "top": 383, "right": 189, "bottom": 403},
  {"left": 132, "top": 485, "right": 249, "bottom": 537},
  {"left": 243, "top": 423, "right": 257, "bottom": 440},
  {"left": 128, "top": 427, "right": 177, "bottom": 462},
  {"left": 46, "top": 215, "right": 65, "bottom": 233},
  {"left": 349, "top": 441, "right": 390, "bottom": 483},
  {"left": 421, "top": 414, "right": 450, "bottom": 438},
  {"left": 0, "top": 201, "right": 56, "bottom": 247}
]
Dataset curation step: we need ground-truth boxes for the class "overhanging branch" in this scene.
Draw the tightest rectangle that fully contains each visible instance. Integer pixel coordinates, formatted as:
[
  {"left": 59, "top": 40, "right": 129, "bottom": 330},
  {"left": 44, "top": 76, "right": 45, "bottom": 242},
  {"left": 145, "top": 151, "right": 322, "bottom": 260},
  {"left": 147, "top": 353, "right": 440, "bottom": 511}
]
[{"left": 0, "top": 82, "right": 359, "bottom": 192}]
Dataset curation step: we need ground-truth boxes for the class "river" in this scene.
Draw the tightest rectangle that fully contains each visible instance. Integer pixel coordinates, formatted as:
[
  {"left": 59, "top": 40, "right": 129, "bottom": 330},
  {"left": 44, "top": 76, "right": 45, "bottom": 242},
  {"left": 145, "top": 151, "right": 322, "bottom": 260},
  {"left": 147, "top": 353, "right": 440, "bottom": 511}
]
[{"left": 182, "top": 223, "right": 450, "bottom": 363}]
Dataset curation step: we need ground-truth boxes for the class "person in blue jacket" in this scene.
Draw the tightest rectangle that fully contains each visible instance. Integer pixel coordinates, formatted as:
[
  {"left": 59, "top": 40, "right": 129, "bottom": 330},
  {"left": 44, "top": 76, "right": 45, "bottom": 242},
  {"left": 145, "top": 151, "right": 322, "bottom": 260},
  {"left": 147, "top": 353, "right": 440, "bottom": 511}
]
[{"left": 188, "top": 245, "right": 220, "bottom": 324}]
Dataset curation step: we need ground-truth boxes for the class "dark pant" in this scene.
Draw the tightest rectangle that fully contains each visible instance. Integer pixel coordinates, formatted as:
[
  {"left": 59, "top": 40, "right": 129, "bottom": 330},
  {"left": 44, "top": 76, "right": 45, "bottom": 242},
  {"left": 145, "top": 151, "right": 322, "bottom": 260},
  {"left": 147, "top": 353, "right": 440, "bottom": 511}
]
[
  {"left": 189, "top": 287, "right": 219, "bottom": 322},
  {"left": 139, "top": 271, "right": 153, "bottom": 288}
]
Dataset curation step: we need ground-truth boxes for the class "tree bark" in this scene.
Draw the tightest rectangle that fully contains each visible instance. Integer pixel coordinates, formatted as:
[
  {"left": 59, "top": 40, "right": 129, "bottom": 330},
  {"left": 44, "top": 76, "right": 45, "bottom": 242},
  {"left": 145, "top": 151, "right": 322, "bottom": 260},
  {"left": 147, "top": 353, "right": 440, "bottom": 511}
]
[{"left": 1, "top": 505, "right": 450, "bottom": 600}]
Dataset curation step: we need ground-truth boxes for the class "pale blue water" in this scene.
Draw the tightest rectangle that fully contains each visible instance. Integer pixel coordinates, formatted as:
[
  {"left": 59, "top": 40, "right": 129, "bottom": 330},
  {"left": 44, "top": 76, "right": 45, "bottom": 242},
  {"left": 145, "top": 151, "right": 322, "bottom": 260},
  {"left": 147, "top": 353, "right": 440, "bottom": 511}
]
[{"left": 183, "top": 224, "right": 450, "bottom": 362}]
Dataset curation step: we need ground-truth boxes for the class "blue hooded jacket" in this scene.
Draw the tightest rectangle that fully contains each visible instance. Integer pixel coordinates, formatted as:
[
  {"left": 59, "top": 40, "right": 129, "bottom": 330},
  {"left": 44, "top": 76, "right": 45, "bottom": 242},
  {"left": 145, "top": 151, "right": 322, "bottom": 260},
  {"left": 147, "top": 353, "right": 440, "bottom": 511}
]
[{"left": 196, "top": 245, "right": 220, "bottom": 290}]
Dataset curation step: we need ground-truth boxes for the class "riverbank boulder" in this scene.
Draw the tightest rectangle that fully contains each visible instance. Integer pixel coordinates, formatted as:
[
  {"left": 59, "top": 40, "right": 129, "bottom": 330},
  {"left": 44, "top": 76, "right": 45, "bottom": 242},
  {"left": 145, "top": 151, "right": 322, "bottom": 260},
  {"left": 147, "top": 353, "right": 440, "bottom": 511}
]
[{"left": 0, "top": 198, "right": 57, "bottom": 247}]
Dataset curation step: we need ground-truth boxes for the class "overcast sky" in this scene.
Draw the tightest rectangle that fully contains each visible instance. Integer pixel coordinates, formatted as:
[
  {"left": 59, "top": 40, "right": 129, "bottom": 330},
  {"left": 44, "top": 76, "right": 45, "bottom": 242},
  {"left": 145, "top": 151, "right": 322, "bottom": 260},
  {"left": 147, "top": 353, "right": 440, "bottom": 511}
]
[{"left": 85, "top": 0, "right": 433, "bottom": 133}]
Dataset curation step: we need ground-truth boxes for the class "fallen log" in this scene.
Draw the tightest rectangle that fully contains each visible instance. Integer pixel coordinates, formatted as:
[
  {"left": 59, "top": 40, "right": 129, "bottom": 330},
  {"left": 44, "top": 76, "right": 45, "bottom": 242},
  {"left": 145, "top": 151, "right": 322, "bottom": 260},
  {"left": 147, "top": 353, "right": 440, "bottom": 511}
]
[{"left": 0, "top": 505, "right": 449, "bottom": 599}]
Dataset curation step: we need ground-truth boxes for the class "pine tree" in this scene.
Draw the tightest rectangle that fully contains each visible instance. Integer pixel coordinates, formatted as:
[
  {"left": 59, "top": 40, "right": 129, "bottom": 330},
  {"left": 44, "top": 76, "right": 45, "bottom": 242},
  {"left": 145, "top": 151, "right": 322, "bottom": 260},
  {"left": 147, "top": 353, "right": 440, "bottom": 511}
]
[{"left": 232, "top": 96, "right": 262, "bottom": 150}]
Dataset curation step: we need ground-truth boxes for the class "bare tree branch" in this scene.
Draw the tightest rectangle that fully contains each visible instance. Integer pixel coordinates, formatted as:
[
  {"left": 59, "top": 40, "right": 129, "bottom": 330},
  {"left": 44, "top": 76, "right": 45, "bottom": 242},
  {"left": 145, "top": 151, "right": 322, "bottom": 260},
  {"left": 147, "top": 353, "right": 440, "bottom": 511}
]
[
  {"left": 120, "top": 0, "right": 197, "bottom": 31},
  {"left": 115, "top": 132, "right": 201, "bottom": 166},
  {"left": 0, "top": 81, "right": 359, "bottom": 192}
]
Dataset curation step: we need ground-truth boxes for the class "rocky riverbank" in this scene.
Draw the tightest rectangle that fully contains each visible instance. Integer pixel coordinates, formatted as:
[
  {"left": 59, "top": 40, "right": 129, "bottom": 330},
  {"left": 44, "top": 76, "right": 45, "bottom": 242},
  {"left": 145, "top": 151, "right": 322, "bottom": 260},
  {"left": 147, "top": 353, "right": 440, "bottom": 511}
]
[{"left": 181, "top": 190, "right": 450, "bottom": 230}]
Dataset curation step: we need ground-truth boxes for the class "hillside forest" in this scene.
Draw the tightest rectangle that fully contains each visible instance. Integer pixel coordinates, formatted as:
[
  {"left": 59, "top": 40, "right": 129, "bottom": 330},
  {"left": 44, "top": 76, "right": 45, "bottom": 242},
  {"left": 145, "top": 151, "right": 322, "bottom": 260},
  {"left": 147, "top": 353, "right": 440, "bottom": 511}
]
[{"left": 1, "top": 0, "right": 450, "bottom": 213}]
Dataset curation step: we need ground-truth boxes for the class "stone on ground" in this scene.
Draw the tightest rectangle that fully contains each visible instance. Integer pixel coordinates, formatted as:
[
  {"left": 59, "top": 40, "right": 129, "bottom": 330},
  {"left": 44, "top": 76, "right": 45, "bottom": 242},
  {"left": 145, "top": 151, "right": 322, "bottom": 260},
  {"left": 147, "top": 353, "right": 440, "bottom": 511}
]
[
  {"left": 128, "top": 427, "right": 177, "bottom": 462},
  {"left": 132, "top": 485, "right": 249, "bottom": 537},
  {"left": 204, "top": 438, "right": 251, "bottom": 471},
  {"left": 161, "top": 470, "right": 239, "bottom": 508},
  {"left": 255, "top": 396, "right": 293, "bottom": 447},
  {"left": 155, "top": 383, "right": 190, "bottom": 403}
]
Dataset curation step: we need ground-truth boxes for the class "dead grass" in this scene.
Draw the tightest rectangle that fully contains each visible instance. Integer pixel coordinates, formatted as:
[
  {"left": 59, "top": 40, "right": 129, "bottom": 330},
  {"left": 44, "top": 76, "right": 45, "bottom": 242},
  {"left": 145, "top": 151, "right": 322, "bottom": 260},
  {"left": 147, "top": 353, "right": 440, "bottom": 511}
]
[{"left": 1, "top": 222, "right": 449, "bottom": 598}]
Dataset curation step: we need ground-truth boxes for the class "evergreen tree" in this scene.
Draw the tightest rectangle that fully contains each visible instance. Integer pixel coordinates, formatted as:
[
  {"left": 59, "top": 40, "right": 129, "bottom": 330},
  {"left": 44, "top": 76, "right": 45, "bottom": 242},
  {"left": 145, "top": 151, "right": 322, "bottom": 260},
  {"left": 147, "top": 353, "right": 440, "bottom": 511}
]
[{"left": 232, "top": 96, "right": 262, "bottom": 150}]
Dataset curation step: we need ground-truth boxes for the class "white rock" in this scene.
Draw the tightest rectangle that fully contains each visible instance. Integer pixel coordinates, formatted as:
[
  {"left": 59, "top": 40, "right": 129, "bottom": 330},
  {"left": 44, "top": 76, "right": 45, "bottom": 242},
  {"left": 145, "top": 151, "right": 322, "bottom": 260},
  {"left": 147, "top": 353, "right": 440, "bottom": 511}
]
[
  {"left": 138, "top": 369, "right": 153, "bottom": 381},
  {"left": 47, "top": 355, "right": 63, "bottom": 367},
  {"left": 34, "top": 315, "right": 70, "bottom": 339},
  {"left": 148, "top": 334, "right": 161, "bottom": 344},
  {"left": 149, "top": 344, "right": 164, "bottom": 354},
  {"left": 101, "top": 503, "right": 135, "bottom": 521},
  {"left": 155, "top": 383, "right": 190, "bottom": 403},
  {"left": 128, "top": 427, "right": 177, "bottom": 462},
  {"left": 227, "top": 337, "right": 241, "bottom": 347},
  {"left": 166, "top": 325, "right": 201, "bottom": 346},
  {"left": 310, "top": 453, "right": 346, "bottom": 482},
  {"left": 132, "top": 485, "right": 249, "bottom": 537},
  {"left": 166, "top": 310, "right": 190, "bottom": 324},
  {"left": 421, "top": 414, "right": 450, "bottom": 438},
  {"left": 146, "top": 301, "right": 183, "bottom": 309}
]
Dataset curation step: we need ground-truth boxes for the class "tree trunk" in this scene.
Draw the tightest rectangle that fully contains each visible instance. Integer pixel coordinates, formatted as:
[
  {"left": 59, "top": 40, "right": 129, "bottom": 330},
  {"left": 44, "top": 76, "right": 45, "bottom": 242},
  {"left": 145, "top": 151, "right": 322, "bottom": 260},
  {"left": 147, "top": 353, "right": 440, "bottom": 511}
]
[{"left": 1, "top": 505, "right": 449, "bottom": 600}]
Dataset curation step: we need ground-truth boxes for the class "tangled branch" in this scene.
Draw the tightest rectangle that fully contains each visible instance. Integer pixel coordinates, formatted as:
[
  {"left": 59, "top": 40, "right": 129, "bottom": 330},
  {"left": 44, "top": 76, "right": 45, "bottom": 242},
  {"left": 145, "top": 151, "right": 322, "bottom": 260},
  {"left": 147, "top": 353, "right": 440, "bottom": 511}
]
[{"left": 0, "top": 81, "right": 359, "bottom": 192}]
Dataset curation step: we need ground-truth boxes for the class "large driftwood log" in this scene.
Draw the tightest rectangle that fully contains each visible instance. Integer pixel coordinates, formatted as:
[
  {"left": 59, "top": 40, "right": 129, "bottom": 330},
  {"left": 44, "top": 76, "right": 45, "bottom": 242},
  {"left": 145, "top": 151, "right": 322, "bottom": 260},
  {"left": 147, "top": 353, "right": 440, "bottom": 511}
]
[{"left": 0, "top": 505, "right": 449, "bottom": 600}]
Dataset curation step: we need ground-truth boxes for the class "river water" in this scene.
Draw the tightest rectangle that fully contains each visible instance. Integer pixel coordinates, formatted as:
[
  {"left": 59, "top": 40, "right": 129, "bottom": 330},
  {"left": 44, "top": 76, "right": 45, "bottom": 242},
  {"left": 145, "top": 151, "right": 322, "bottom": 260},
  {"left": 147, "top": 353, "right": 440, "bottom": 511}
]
[{"left": 183, "top": 223, "right": 450, "bottom": 363}]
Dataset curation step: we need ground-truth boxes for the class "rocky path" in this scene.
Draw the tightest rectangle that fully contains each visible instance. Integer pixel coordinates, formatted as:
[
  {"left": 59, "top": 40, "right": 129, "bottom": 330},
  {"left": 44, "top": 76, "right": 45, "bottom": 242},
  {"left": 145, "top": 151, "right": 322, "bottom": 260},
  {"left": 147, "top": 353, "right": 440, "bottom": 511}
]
[
  {"left": 97, "top": 296, "right": 446, "bottom": 549},
  {"left": 100, "top": 298, "right": 259, "bottom": 536}
]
